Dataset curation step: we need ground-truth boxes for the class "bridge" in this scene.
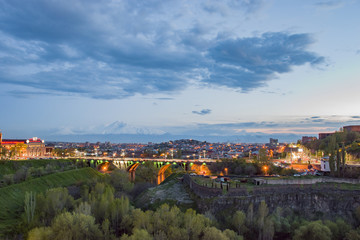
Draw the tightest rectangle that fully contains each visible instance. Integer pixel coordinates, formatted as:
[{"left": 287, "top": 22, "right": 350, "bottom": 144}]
[{"left": 74, "top": 158, "right": 218, "bottom": 184}]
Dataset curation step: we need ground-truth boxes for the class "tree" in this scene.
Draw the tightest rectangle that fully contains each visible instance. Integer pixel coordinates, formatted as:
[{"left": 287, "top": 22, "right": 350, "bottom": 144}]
[
  {"left": 336, "top": 146, "right": 341, "bottom": 177},
  {"left": 109, "top": 169, "right": 134, "bottom": 193},
  {"left": 120, "top": 229, "right": 153, "bottom": 240},
  {"left": 341, "top": 143, "right": 346, "bottom": 177},
  {"left": 257, "top": 201, "right": 270, "bottom": 240},
  {"left": 110, "top": 196, "right": 131, "bottom": 235},
  {"left": 132, "top": 209, "right": 154, "bottom": 234},
  {"left": 232, "top": 210, "right": 247, "bottom": 235},
  {"left": 135, "top": 162, "right": 158, "bottom": 183},
  {"left": 14, "top": 143, "right": 27, "bottom": 158},
  {"left": 24, "top": 191, "right": 36, "bottom": 225},
  {"left": 75, "top": 202, "right": 92, "bottom": 216},
  {"left": 27, "top": 227, "right": 53, "bottom": 240},
  {"left": 50, "top": 212, "right": 103, "bottom": 240},
  {"left": 183, "top": 208, "right": 211, "bottom": 240},
  {"left": 201, "top": 227, "right": 229, "bottom": 240},
  {"left": 37, "top": 187, "right": 75, "bottom": 225},
  {"left": 293, "top": 221, "right": 332, "bottom": 240}
]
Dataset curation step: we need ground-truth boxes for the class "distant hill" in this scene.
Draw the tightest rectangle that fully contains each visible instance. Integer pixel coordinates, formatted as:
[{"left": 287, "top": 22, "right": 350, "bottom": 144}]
[{"left": 44, "top": 133, "right": 302, "bottom": 144}]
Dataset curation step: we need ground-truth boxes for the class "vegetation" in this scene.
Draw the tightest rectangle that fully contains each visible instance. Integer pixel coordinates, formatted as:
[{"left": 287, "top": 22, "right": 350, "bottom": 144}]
[
  {"left": 3, "top": 158, "right": 360, "bottom": 239},
  {"left": 0, "top": 167, "right": 103, "bottom": 236},
  {"left": 304, "top": 130, "right": 360, "bottom": 177}
]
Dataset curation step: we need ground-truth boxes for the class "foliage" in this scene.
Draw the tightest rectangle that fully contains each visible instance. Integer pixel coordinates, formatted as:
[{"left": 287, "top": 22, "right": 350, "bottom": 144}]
[
  {"left": 108, "top": 169, "right": 134, "bottom": 193},
  {"left": 293, "top": 220, "right": 332, "bottom": 240},
  {"left": 28, "top": 212, "right": 103, "bottom": 240},
  {"left": 135, "top": 161, "right": 158, "bottom": 183},
  {"left": 0, "top": 168, "right": 102, "bottom": 237}
]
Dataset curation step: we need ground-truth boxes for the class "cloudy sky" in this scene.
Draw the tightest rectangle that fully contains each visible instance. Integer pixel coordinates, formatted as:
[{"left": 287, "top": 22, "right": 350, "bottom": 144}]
[{"left": 1, "top": 0, "right": 360, "bottom": 143}]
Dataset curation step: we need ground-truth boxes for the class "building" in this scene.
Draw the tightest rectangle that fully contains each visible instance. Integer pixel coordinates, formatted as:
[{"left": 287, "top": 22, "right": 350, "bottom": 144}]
[
  {"left": 318, "top": 132, "right": 334, "bottom": 140},
  {"left": 26, "top": 137, "right": 46, "bottom": 157},
  {"left": 302, "top": 136, "right": 317, "bottom": 144},
  {"left": 269, "top": 138, "right": 278, "bottom": 147},
  {"left": 343, "top": 125, "right": 360, "bottom": 133},
  {"left": 0, "top": 132, "right": 47, "bottom": 158}
]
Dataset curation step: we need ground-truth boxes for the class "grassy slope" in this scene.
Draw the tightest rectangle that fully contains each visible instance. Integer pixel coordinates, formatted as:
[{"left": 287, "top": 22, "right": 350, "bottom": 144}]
[
  {"left": 0, "top": 167, "right": 103, "bottom": 235},
  {"left": 0, "top": 159, "right": 73, "bottom": 178}
]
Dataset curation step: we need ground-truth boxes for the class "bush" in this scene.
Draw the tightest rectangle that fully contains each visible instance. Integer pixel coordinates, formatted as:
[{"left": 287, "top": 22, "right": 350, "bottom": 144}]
[
  {"left": 13, "top": 166, "right": 28, "bottom": 183},
  {"left": 3, "top": 174, "right": 14, "bottom": 186}
]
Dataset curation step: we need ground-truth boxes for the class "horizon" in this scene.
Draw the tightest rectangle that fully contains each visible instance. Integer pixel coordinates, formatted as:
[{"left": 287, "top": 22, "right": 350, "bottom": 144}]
[{"left": 1, "top": 1, "right": 360, "bottom": 141}]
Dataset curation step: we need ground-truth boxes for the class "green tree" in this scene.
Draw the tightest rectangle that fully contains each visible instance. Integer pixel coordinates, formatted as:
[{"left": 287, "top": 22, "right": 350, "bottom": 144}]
[
  {"left": 37, "top": 187, "right": 74, "bottom": 225},
  {"left": 256, "top": 201, "right": 273, "bottom": 240},
  {"left": 336, "top": 146, "right": 341, "bottom": 177},
  {"left": 135, "top": 162, "right": 158, "bottom": 183},
  {"left": 120, "top": 229, "right": 153, "bottom": 240},
  {"left": 24, "top": 191, "right": 36, "bottom": 226},
  {"left": 50, "top": 212, "right": 103, "bottom": 240},
  {"left": 75, "top": 201, "right": 91, "bottom": 216},
  {"left": 109, "top": 169, "right": 134, "bottom": 193},
  {"left": 257, "top": 201, "right": 268, "bottom": 239},
  {"left": 232, "top": 210, "right": 247, "bottom": 235},
  {"left": 201, "top": 226, "right": 229, "bottom": 240},
  {"left": 132, "top": 209, "right": 154, "bottom": 234},
  {"left": 27, "top": 227, "right": 53, "bottom": 240},
  {"left": 183, "top": 208, "right": 211, "bottom": 240},
  {"left": 293, "top": 221, "right": 332, "bottom": 240},
  {"left": 110, "top": 196, "right": 131, "bottom": 235},
  {"left": 223, "top": 229, "right": 244, "bottom": 240}
]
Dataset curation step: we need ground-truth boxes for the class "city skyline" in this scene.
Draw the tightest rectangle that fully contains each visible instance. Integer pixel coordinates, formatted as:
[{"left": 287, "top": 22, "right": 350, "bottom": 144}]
[{"left": 1, "top": 0, "right": 360, "bottom": 143}]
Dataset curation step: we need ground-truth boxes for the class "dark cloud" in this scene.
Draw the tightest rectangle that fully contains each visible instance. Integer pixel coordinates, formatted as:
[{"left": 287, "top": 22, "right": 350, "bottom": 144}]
[
  {"left": 312, "top": 119, "right": 324, "bottom": 122},
  {"left": 155, "top": 98, "right": 174, "bottom": 101},
  {"left": 192, "top": 109, "right": 212, "bottom": 115},
  {"left": 0, "top": 0, "right": 324, "bottom": 99},
  {"left": 206, "top": 32, "right": 324, "bottom": 91}
]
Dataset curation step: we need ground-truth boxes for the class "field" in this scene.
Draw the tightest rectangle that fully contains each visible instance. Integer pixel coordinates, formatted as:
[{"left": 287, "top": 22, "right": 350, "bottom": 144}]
[{"left": 0, "top": 167, "right": 103, "bottom": 236}]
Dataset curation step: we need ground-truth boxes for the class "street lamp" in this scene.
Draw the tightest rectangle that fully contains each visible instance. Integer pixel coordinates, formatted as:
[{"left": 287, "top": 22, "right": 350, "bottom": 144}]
[{"left": 263, "top": 166, "right": 268, "bottom": 176}]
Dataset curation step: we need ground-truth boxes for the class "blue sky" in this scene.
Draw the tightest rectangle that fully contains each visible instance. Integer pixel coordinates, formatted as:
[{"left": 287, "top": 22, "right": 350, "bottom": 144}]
[{"left": 0, "top": 0, "right": 360, "bottom": 143}]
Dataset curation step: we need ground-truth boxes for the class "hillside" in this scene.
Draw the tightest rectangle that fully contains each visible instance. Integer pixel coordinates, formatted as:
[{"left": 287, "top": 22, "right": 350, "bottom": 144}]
[{"left": 0, "top": 167, "right": 103, "bottom": 236}]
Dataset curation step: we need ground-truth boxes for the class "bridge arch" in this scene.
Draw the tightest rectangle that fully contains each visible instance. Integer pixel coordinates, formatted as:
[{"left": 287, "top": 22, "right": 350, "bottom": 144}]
[
  {"left": 127, "top": 162, "right": 141, "bottom": 181},
  {"left": 190, "top": 163, "right": 211, "bottom": 175},
  {"left": 157, "top": 163, "right": 173, "bottom": 184}
]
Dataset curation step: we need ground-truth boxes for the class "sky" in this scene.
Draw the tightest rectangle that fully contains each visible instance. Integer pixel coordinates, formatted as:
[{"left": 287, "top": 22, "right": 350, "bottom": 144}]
[{"left": 1, "top": 0, "right": 360, "bottom": 143}]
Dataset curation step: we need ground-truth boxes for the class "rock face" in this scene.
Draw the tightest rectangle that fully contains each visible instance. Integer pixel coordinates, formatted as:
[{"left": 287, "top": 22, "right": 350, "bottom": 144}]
[{"left": 183, "top": 175, "right": 360, "bottom": 220}]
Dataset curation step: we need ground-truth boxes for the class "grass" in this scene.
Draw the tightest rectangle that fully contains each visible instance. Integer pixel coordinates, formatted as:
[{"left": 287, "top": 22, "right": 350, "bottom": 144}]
[
  {"left": 0, "top": 167, "right": 103, "bottom": 236},
  {"left": 0, "top": 159, "right": 74, "bottom": 178},
  {"left": 160, "top": 172, "right": 184, "bottom": 185}
]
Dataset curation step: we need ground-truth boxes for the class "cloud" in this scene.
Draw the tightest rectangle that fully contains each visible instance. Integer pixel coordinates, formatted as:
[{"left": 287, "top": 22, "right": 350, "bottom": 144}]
[
  {"left": 192, "top": 109, "right": 212, "bottom": 115},
  {"left": 315, "top": 1, "right": 343, "bottom": 9},
  {"left": 0, "top": 0, "right": 324, "bottom": 99},
  {"left": 206, "top": 32, "right": 324, "bottom": 91}
]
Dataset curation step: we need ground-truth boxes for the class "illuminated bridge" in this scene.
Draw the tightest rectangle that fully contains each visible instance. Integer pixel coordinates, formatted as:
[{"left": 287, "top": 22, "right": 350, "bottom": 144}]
[{"left": 75, "top": 158, "right": 217, "bottom": 184}]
